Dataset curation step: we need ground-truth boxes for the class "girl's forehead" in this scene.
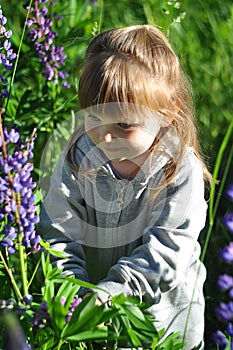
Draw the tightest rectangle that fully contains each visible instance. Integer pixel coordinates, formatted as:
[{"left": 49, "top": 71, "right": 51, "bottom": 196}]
[{"left": 86, "top": 102, "right": 161, "bottom": 123}]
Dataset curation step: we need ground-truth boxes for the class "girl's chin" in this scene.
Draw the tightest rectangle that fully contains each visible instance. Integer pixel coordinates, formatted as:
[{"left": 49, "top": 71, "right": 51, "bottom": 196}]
[
  {"left": 96, "top": 144, "right": 147, "bottom": 162},
  {"left": 109, "top": 153, "right": 147, "bottom": 163}
]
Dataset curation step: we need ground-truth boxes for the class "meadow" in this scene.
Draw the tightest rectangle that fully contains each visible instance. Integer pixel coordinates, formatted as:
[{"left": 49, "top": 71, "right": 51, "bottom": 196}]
[{"left": 0, "top": 0, "right": 232, "bottom": 349}]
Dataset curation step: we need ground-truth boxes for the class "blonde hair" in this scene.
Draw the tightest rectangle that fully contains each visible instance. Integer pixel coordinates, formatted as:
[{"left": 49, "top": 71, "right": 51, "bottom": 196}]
[{"left": 67, "top": 24, "right": 211, "bottom": 186}]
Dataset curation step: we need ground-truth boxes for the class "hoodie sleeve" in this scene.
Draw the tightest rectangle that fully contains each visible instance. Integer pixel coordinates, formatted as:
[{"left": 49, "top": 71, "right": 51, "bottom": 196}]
[
  {"left": 38, "top": 152, "right": 89, "bottom": 286},
  {"left": 95, "top": 151, "right": 208, "bottom": 304}
]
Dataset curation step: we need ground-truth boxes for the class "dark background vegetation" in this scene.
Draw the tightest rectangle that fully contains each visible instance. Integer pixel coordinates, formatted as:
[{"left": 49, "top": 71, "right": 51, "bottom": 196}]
[{"left": 2, "top": 0, "right": 233, "bottom": 348}]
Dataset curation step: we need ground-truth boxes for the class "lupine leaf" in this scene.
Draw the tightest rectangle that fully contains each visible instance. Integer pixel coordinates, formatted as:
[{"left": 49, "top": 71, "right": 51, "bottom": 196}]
[
  {"left": 97, "top": 308, "right": 119, "bottom": 325},
  {"left": 47, "top": 248, "right": 71, "bottom": 259},
  {"left": 62, "top": 294, "right": 105, "bottom": 337},
  {"left": 49, "top": 281, "right": 81, "bottom": 332},
  {"left": 66, "top": 276, "right": 111, "bottom": 295},
  {"left": 46, "top": 268, "right": 63, "bottom": 280},
  {"left": 65, "top": 327, "right": 109, "bottom": 342},
  {"left": 156, "top": 331, "right": 184, "bottom": 350},
  {"left": 41, "top": 251, "right": 47, "bottom": 277},
  {"left": 111, "top": 293, "right": 127, "bottom": 305},
  {"left": 56, "top": 279, "right": 78, "bottom": 300},
  {"left": 120, "top": 304, "right": 156, "bottom": 332},
  {"left": 0, "top": 261, "right": 5, "bottom": 276},
  {"left": 43, "top": 280, "right": 54, "bottom": 306},
  {"left": 127, "top": 327, "right": 141, "bottom": 347},
  {"left": 50, "top": 297, "right": 67, "bottom": 332},
  {"left": 114, "top": 304, "right": 131, "bottom": 334},
  {"left": 133, "top": 328, "right": 158, "bottom": 343}
]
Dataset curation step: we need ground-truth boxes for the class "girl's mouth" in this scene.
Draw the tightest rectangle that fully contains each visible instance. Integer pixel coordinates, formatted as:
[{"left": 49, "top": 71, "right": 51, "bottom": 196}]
[{"left": 105, "top": 147, "right": 123, "bottom": 152}]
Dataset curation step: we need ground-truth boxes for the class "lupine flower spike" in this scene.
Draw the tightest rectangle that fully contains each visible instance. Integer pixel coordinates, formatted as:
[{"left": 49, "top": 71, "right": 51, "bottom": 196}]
[
  {"left": 0, "top": 109, "right": 40, "bottom": 254},
  {"left": 212, "top": 330, "right": 228, "bottom": 350},
  {"left": 213, "top": 184, "right": 233, "bottom": 349},
  {"left": 0, "top": 5, "right": 16, "bottom": 100},
  {"left": 24, "top": 0, "right": 70, "bottom": 88}
]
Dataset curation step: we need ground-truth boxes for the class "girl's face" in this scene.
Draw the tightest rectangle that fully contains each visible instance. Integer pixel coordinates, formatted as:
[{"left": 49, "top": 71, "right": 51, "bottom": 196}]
[{"left": 85, "top": 105, "right": 161, "bottom": 163}]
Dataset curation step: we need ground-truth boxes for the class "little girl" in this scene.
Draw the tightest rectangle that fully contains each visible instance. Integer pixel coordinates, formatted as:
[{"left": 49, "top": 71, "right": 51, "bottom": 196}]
[{"left": 39, "top": 25, "right": 211, "bottom": 349}]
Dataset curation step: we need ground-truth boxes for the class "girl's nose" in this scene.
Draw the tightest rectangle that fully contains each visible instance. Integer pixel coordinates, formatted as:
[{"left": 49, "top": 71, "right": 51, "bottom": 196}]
[{"left": 103, "top": 132, "right": 112, "bottom": 143}]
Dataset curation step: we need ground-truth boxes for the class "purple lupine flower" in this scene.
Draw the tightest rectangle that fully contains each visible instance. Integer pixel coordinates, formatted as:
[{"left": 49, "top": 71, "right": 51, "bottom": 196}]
[
  {"left": 0, "top": 125, "right": 40, "bottom": 254},
  {"left": 227, "top": 322, "right": 233, "bottom": 336},
  {"left": 57, "top": 294, "right": 82, "bottom": 322},
  {"left": 60, "top": 296, "right": 66, "bottom": 306},
  {"left": 31, "top": 301, "right": 50, "bottom": 330},
  {"left": 218, "top": 274, "right": 233, "bottom": 297},
  {"left": 0, "top": 298, "right": 15, "bottom": 310},
  {"left": 212, "top": 330, "right": 228, "bottom": 350},
  {"left": 215, "top": 301, "right": 233, "bottom": 322},
  {"left": 220, "top": 243, "right": 233, "bottom": 264},
  {"left": 222, "top": 212, "right": 233, "bottom": 233},
  {"left": 22, "top": 294, "right": 33, "bottom": 305},
  {"left": 0, "top": 5, "right": 16, "bottom": 100},
  {"left": 53, "top": 12, "right": 63, "bottom": 21},
  {"left": 24, "top": 1, "right": 70, "bottom": 88},
  {"left": 227, "top": 185, "right": 233, "bottom": 201},
  {"left": 85, "top": 0, "right": 98, "bottom": 6},
  {"left": 65, "top": 296, "right": 82, "bottom": 323}
]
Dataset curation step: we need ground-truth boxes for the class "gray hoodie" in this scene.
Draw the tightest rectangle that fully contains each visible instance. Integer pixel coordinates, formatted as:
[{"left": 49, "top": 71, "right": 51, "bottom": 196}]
[{"left": 39, "top": 131, "right": 207, "bottom": 349}]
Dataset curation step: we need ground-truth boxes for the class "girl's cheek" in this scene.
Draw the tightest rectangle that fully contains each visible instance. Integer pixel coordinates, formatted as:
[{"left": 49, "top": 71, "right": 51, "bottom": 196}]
[{"left": 86, "top": 129, "right": 99, "bottom": 145}]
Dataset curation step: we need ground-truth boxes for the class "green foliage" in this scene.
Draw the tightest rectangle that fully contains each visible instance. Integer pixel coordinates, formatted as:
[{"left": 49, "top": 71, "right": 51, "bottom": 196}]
[
  {"left": 100, "top": 0, "right": 233, "bottom": 167},
  {"left": 168, "top": 0, "right": 233, "bottom": 158},
  {"left": 0, "top": 252, "right": 185, "bottom": 349},
  {"left": 2, "top": 1, "right": 102, "bottom": 169},
  {"left": 0, "top": 0, "right": 232, "bottom": 348}
]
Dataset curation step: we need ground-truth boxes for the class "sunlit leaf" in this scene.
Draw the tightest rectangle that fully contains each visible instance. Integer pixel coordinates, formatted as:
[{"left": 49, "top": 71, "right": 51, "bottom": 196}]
[
  {"left": 65, "top": 276, "right": 111, "bottom": 296},
  {"left": 62, "top": 294, "right": 104, "bottom": 337},
  {"left": 65, "top": 327, "right": 109, "bottom": 342}
]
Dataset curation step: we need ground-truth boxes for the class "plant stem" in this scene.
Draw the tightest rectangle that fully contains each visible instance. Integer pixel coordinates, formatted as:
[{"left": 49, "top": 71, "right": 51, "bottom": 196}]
[
  {"left": 5, "top": 0, "right": 34, "bottom": 113},
  {"left": 27, "top": 253, "right": 41, "bottom": 288},
  {"left": 56, "top": 338, "right": 64, "bottom": 350},
  {"left": 208, "top": 118, "right": 233, "bottom": 226},
  {"left": 212, "top": 133, "right": 233, "bottom": 221},
  {"left": 19, "top": 241, "right": 28, "bottom": 296},
  {"left": 0, "top": 108, "right": 7, "bottom": 156},
  {"left": 143, "top": 3, "right": 156, "bottom": 26},
  {"left": 98, "top": 0, "right": 104, "bottom": 34},
  {"left": 0, "top": 250, "right": 22, "bottom": 300},
  {"left": 201, "top": 119, "right": 233, "bottom": 261}
]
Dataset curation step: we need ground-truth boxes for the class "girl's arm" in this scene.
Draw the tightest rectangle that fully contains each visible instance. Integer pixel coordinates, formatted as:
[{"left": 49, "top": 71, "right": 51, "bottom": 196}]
[{"left": 95, "top": 151, "right": 207, "bottom": 304}]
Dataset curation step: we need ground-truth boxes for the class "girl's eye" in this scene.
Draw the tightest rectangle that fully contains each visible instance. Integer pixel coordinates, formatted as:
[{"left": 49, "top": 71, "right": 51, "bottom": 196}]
[
  {"left": 88, "top": 114, "right": 101, "bottom": 122},
  {"left": 117, "top": 122, "right": 134, "bottom": 129}
]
